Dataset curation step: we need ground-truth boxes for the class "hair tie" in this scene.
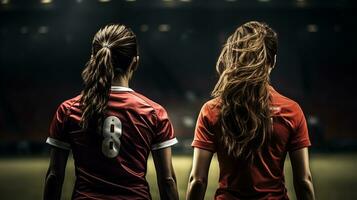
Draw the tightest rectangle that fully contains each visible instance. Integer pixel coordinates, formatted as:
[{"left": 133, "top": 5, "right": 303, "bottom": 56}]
[{"left": 102, "top": 43, "right": 110, "bottom": 49}]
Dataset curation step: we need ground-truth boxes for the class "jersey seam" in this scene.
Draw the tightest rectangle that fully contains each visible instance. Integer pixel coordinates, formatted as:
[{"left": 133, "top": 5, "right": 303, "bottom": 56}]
[
  {"left": 294, "top": 110, "right": 305, "bottom": 132},
  {"left": 202, "top": 102, "right": 218, "bottom": 146},
  {"left": 64, "top": 97, "right": 80, "bottom": 125},
  {"left": 130, "top": 92, "right": 159, "bottom": 123}
]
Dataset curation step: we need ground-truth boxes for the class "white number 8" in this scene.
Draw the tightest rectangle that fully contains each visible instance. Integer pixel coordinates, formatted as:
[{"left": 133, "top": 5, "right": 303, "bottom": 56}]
[{"left": 101, "top": 116, "right": 122, "bottom": 158}]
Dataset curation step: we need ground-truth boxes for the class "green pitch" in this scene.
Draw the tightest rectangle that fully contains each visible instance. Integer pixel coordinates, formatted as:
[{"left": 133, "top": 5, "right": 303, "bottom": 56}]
[{"left": 0, "top": 154, "right": 357, "bottom": 199}]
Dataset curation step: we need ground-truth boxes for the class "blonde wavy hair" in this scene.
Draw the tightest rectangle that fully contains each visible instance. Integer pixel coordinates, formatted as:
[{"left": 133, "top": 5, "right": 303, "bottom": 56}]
[{"left": 212, "top": 21, "right": 278, "bottom": 160}]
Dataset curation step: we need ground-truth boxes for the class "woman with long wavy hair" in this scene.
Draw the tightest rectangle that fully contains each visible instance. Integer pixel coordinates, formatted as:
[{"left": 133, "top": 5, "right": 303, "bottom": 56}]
[
  {"left": 43, "top": 24, "right": 179, "bottom": 200},
  {"left": 186, "top": 21, "right": 315, "bottom": 200}
]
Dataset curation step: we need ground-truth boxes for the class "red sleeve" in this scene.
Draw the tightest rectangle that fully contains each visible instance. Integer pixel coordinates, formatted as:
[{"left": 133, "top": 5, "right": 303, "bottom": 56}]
[
  {"left": 151, "top": 106, "right": 177, "bottom": 150},
  {"left": 46, "top": 102, "right": 71, "bottom": 150},
  {"left": 192, "top": 102, "right": 216, "bottom": 152},
  {"left": 288, "top": 104, "right": 311, "bottom": 152}
]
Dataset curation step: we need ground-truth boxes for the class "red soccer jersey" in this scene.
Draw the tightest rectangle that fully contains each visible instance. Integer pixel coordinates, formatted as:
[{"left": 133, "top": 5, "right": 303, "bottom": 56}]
[
  {"left": 46, "top": 86, "right": 178, "bottom": 200},
  {"left": 192, "top": 86, "right": 311, "bottom": 200}
]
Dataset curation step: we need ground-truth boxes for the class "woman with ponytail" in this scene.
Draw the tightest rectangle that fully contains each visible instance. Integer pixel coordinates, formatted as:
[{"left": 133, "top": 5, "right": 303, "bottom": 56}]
[
  {"left": 187, "top": 21, "right": 315, "bottom": 200},
  {"left": 44, "top": 24, "right": 179, "bottom": 200}
]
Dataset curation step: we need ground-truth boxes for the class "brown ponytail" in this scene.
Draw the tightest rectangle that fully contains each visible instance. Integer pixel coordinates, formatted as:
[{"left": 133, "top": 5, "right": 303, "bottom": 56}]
[
  {"left": 80, "top": 24, "right": 138, "bottom": 129},
  {"left": 212, "top": 21, "right": 278, "bottom": 160}
]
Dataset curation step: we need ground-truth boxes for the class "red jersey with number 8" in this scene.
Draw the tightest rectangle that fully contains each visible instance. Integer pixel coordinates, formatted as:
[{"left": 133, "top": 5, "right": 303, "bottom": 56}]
[{"left": 46, "top": 86, "right": 178, "bottom": 200}]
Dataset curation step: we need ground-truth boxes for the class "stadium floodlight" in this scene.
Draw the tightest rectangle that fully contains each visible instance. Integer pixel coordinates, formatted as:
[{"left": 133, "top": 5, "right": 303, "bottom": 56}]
[
  {"left": 158, "top": 24, "right": 170, "bottom": 32},
  {"left": 38, "top": 26, "right": 49, "bottom": 34},
  {"left": 296, "top": 0, "right": 307, "bottom": 7},
  {"left": 182, "top": 116, "right": 195, "bottom": 128},
  {"left": 162, "top": 0, "right": 178, "bottom": 8},
  {"left": 140, "top": 24, "right": 149, "bottom": 32},
  {"left": 41, "top": 0, "right": 52, "bottom": 4},
  {"left": 20, "top": 26, "right": 29, "bottom": 34},
  {"left": 307, "top": 24, "right": 318, "bottom": 32},
  {"left": 334, "top": 25, "right": 341, "bottom": 32},
  {"left": 1, "top": 0, "right": 10, "bottom": 5}
]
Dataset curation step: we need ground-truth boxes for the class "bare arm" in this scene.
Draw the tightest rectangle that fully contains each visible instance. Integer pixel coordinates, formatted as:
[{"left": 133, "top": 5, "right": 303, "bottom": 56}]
[
  {"left": 43, "top": 146, "right": 69, "bottom": 200},
  {"left": 186, "top": 148, "right": 214, "bottom": 200},
  {"left": 152, "top": 147, "right": 179, "bottom": 200},
  {"left": 289, "top": 148, "right": 315, "bottom": 200}
]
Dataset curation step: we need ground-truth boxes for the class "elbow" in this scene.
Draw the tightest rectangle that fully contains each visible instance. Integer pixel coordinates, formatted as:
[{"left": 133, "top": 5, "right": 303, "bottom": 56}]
[
  {"left": 160, "top": 176, "right": 177, "bottom": 186},
  {"left": 158, "top": 176, "right": 177, "bottom": 191},
  {"left": 297, "top": 173, "right": 313, "bottom": 184},
  {"left": 45, "top": 171, "right": 60, "bottom": 186},
  {"left": 44, "top": 169, "right": 66, "bottom": 200},
  {"left": 158, "top": 176, "right": 179, "bottom": 200},
  {"left": 45, "top": 168, "right": 64, "bottom": 187},
  {"left": 294, "top": 174, "right": 314, "bottom": 190},
  {"left": 189, "top": 175, "right": 207, "bottom": 188},
  {"left": 186, "top": 175, "right": 208, "bottom": 200},
  {"left": 294, "top": 174, "right": 315, "bottom": 200}
]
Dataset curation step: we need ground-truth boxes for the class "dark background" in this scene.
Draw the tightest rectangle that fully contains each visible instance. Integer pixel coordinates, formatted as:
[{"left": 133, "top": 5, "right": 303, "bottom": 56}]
[
  {"left": 0, "top": 0, "right": 357, "bottom": 153},
  {"left": 1, "top": 1, "right": 357, "bottom": 200}
]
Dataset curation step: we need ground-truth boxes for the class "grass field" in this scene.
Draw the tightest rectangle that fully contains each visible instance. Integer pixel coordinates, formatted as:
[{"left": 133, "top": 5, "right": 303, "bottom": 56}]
[{"left": 0, "top": 154, "right": 357, "bottom": 200}]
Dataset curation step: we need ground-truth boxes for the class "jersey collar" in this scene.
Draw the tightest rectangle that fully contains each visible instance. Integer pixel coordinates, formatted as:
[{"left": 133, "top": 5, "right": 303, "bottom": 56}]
[{"left": 110, "top": 86, "right": 134, "bottom": 92}]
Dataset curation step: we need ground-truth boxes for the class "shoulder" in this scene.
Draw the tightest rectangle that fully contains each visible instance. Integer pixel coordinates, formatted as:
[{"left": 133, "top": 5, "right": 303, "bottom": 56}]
[
  {"left": 270, "top": 87, "right": 305, "bottom": 127},
  {"left": 130, "top": 92, "right": 168, "bottom": 118},
  {"left": 270, "top": 87, "right": 303, "bottom": 112},
  {"left": 56, "top": 95, "right": 81, "bottom": 116},
  {"left": 203, "top": 98, "right": 221, "bottom": 110},
  {"left": 200, "top": 98, "right": 221, "bottom": 124},
  {"left": 62, "top": 95, "right": 81, "bottom": 107}
]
